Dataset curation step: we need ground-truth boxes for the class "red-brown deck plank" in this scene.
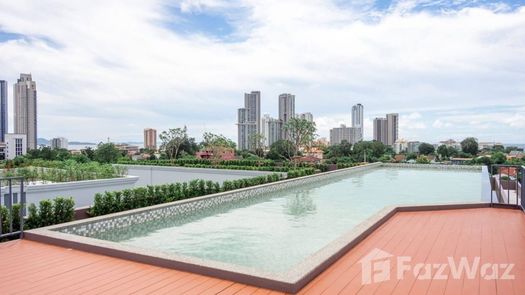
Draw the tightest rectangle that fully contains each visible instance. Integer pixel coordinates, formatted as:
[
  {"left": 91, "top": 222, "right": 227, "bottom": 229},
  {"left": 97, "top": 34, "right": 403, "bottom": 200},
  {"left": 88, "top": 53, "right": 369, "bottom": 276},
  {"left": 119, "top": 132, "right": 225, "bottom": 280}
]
[{"left": 0, "top": 207, "right": 523, "bottom": 294}]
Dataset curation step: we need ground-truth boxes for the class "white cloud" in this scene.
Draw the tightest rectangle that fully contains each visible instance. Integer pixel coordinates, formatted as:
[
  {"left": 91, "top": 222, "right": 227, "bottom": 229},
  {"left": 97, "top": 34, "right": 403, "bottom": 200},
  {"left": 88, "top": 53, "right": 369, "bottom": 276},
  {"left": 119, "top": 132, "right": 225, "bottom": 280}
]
[{"left": 0, "top": 1, "right": 523, "bottom": 143}]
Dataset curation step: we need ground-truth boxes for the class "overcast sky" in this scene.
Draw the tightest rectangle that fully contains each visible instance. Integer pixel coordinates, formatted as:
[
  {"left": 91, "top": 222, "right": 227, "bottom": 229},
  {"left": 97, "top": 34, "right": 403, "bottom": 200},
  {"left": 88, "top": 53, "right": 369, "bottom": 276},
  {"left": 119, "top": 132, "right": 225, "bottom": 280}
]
[{"left": 0, "top": 0, "right": 524, "bottom": 144}]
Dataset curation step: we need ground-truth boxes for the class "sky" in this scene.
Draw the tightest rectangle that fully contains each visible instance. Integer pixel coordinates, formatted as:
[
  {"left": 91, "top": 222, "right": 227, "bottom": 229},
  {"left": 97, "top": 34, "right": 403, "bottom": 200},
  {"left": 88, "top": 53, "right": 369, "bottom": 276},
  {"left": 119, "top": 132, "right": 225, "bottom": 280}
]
[{"left": 0, "top": 0, "right": 524, "bottom": 144}]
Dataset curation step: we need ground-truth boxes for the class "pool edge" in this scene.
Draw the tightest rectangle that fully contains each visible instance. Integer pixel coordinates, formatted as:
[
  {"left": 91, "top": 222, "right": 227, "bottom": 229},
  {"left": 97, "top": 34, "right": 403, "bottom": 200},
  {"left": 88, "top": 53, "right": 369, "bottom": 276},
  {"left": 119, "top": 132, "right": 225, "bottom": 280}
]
[{"left": 24, "top": 202, "right": 511, "bottom": 293}]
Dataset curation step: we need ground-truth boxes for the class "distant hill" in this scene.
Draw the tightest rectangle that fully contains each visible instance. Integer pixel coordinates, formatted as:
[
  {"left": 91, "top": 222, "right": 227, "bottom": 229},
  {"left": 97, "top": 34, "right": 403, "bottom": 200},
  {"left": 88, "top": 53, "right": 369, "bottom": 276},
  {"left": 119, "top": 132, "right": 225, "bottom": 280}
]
[
  {"left": 37, "top": 138, "right": 50, "bottom": 145},
  {"left": 69, "top": 141, "right": 97, "bottom": 145}
]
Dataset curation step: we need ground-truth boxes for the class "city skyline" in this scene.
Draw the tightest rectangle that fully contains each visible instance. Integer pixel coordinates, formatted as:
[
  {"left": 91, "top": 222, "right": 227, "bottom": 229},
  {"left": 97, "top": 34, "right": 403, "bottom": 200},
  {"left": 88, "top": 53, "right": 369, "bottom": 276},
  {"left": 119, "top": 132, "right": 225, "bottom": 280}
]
[{"left": 0, "top": 2, "right": 524, "bottom": 143}]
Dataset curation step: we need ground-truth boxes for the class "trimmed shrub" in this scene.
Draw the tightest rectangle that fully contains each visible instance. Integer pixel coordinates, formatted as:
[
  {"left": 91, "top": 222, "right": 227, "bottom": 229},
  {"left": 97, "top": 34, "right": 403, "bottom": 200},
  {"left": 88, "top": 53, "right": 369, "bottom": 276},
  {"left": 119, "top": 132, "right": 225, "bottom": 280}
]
[
  {"left": 89, "top": 173, "right": 283, "bottom": 217},
  {"left": 25, "top": 197, "right": 75, "bottom": 229}
]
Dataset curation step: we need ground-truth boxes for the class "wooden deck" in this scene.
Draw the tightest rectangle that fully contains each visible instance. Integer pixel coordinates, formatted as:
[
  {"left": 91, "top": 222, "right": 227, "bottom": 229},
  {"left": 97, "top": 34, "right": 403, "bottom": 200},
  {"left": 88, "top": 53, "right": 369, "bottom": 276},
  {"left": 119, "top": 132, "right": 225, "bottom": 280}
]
[{"left": 0, "top": 207, "right": 524, "bottom": 294}]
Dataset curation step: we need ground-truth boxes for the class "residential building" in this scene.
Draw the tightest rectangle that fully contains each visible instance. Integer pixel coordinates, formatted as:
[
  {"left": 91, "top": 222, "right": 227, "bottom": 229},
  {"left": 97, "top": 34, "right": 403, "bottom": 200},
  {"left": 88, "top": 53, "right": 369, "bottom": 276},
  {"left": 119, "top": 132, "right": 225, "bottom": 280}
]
[
  {"left": 351, "top": 103, "right": 364, "bottom": 141},
  {"left": 115, "top": 143, "right": 139, "bottom": 156},
  {"left": 14, "top": 73, "right": 37, "bottom": 150},
  {"left": 330, "top": 124, "right": 358, "bottom": 145},
  {"left": 237, "top": 91, "right": 261, "bottom": 151},
  {"left": 0, "top": 142, "right": 5, "bottom": 160},
  {"left": 5, "top": 133, "right": 27, "bottom": 159},
  {"left": 373, "top": 117, "right": 387, "bottom": 144},
  {"left": 195, "top": 149, "right": 236, "bottom": 161},
  {"left": 0, "top": 80, "right": 7, "bottom": 142},
  {"left": 478, "top": 141, "right": 503, "bottom": 150},
  {"left": 407, "top": 141, "right": 421, "bottom": 154},
  {"left": 386, "top": 113, "right": 399, "bottom": 146},
  {"left": 373, "top": 113, "right": 398, "bottom": 146},
  {"left": 394, "top": 139, "right": 408, "bottom": 154},
  {"left": 144, "top": 128, "right": 157, "bottom": 150},
  {"left": 260, "top": 114, "right": 281, "bottom": 148},
  {"left": 298, "top": 112, "right": 314, "bottom": 122},
  {"left": 51, "top": 137, "right": 68, "bottom": 149},
  {"left": 278, "top": 93, "right": 295, "bottom": 139}
]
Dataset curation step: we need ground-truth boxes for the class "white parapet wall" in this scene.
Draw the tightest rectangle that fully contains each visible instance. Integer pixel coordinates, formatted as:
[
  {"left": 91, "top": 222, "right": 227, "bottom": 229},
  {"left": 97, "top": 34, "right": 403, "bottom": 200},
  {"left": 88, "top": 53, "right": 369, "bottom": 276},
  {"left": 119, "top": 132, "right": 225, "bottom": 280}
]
[
  {"left": 6, "top": 165, "right": 278, "bottom": 208},
  {"left": 3, "top": 176, "right": 140, "bottom": 208},
  {"left": 118, "top": 164, "right": 278, "bottom": 187}
]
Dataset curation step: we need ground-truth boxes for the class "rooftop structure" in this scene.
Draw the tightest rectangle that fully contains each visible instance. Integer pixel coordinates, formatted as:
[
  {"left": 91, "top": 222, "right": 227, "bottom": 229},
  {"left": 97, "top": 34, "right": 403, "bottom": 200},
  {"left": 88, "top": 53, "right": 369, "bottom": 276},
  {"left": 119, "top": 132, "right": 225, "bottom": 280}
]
[{"left": 3, "top": 207, "right": 523, "bottom": 294}]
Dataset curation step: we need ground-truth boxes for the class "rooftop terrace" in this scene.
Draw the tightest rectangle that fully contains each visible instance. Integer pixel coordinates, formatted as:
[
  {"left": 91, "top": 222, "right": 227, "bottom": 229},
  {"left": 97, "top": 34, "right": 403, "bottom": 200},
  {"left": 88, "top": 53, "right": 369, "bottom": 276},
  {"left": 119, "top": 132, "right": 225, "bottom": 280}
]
[{"left": 1, "top": 207, "right": 523, "bottom": 294}]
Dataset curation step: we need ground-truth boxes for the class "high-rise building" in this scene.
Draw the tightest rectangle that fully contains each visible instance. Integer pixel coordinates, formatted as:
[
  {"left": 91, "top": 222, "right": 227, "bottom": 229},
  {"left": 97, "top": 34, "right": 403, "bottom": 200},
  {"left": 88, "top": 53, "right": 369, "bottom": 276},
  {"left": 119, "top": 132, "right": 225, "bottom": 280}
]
[
  {"left": 373, "top": 117, "right": 388, "bottom": 145},
  {"left": 237, "top": 91, "right": 261, "bottom": 151},
  {"left": 351, "top": 103, "right": 364, "bottom": 141},
  {"left": 5, "top": 133, "right": 27, "bottom": 159},
  {"left": 386, "top": 113, "right": 399, "bottom": 146},
  {"left": 0, "top": 80, "right": 7, "bottom": 142},
  {"left": 144, "top": 128, "right": 157, "bottom": 150},
  {"left": 14, "top": 74, "right": 37, "bottom": 150},
  {"left": 330, "top": 124, "right": 359, "bottom": 145},
  {"left": 51, "top": 137, "right": 68, "bottom": 149},
  {"left": 298, "top": 112, "right": 314, "bottom": 122},
  {"left": 278, "top": 93, "right": 295, "bottom": 139},
  {"left": 373, "top": 113, "right": 398, "bottom": 146},
  {"left": 261, "top": 114, "right": 282, "bottom": 148}
]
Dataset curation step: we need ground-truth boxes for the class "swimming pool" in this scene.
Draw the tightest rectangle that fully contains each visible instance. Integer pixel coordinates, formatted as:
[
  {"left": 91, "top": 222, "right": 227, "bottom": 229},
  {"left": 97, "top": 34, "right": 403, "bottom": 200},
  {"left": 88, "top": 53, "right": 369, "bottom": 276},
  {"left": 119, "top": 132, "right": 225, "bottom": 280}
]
[{"left": 27, "top": 163, "right": 487, "bottom": 292}]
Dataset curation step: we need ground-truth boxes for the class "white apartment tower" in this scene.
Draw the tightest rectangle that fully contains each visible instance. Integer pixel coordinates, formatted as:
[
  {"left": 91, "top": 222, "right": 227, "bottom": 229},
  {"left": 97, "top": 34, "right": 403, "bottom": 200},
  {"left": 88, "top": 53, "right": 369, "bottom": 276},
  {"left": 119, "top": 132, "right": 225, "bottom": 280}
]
[
  {"left": 261, "top": 114, "right": 282, "bottom": 148},
  {"left": 351, "top": 103, "right": 364, "bottom": 142},
  {"left": 51, "top": 137, "right": 68, "bottom": 149},
  {"left": 330, "top": 124, "right": 357, "bottom": 145},
  {"left": 14, "top": 73, "right": 37, "bottom": 150},
  {"left": 278, "top": 93, "right": 295, "bottom": 139},
  {"left": 298, "top": 112, "right": 313, "bottom": 122},
  {"left": 237, "top": 91, "right": 261, "bottom": 151},
  {"left": 5, "top": 133, "right": 27, "bottom": 160}
]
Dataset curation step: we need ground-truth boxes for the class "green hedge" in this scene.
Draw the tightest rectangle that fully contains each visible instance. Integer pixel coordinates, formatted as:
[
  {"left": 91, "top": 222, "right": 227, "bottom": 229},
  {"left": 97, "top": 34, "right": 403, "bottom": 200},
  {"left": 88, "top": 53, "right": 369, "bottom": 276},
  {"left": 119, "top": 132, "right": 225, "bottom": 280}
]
[
  {"left": 90, "top": 173, "right": 283, "bottom": 216},
  {"left": 25, "top": 197, "right": 75, "bottom": 229},
  {"left": 117, "top": 159, "right": 276, "bottom": 167},
  {"left": 117, "top": 160, "right": 335, "bottom": 173},
  {"left": 0, "top": 204, "right": 22, "bottom": 234},
  {"left": 286, "top": 168, "right": 316, "bottom": 178},
  {"left": 0, "top": 197, "right": 75, "bottom": 234}
]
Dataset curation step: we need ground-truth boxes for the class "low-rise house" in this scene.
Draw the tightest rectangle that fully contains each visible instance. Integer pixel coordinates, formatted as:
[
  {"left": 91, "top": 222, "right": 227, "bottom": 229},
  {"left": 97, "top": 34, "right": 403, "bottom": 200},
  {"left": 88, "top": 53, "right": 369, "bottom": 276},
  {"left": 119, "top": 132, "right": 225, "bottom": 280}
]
[
  {"left": 507, "top": 150, "right": 525, "bottom": 160},
  {"left": 195, "top": 149, "right": 236, "bottom": 161}
]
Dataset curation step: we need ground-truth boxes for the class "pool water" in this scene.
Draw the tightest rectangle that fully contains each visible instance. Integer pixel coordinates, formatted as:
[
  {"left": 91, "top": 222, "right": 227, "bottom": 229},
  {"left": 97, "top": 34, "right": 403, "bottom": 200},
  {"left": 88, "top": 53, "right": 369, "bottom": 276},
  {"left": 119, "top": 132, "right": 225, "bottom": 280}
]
[{"left": 91, "top": 167, "right": 482, "bottom": 274}]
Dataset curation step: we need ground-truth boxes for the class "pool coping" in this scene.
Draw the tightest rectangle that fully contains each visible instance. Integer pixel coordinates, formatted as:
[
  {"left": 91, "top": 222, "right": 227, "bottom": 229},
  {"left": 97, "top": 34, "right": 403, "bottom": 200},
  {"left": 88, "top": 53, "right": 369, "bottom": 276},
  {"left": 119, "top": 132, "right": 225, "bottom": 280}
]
[{"left": 24, "top": 163, "right": 491, "bottom": 293}]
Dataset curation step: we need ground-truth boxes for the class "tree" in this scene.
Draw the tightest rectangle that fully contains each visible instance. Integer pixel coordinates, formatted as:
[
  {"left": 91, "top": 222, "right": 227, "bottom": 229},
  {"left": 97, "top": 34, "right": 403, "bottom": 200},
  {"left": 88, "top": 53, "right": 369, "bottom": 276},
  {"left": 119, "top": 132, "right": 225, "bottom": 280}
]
[
  {"left": 406, "top": 152, "right": 418, "bottom": 160},
  {"left": 179, "top": 137, "right": 199, "bottom": 156},
  {"left": 200, "top": 132, "right": 236, "bottom": 149},
  {"left": 436, "top": 145, "right": 449, "bottom": 160},
  {"left": 418, "top": 143, "right": 435, "bottom": 155},
  {"left": 249, "top": 133, "right": 266, "bottom": 157},
  {"left": 159, "top": 127, "right": 188, "bottom": 159},
  {"left": 352, "top": 141, "right": 387, "bottom": 162},
  {"left": 324, "top": 140, "right": 352, "bottom": 159},
  {"left": 200, "top": 132, "right": 236, "bottom": 163},
  {"left": 266, "top": 140, "right": 296, "bottom": 161},
  {"left": 283, "top": 118, "right": 317, "bottom": 157},
  {"left": 94, "top": 143, "right": 121, "bottom": 163},
  {"left": 82, "top": 147, "right": 95, "bottom": 161},
  {"left": 492, "top": 152, "right": 506, "bottom": 164},
  {"left": 492, "top": 145, "right": 505, "bottom": 152},
  {"left": 447, "top": 146, "right": 459, "bottom": 158},
  {"left": 416, "top": 155, "right": 430, "bottom": 164},
  {"left": 461, "top": 137, "right": 479, "bottom": 156}
]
